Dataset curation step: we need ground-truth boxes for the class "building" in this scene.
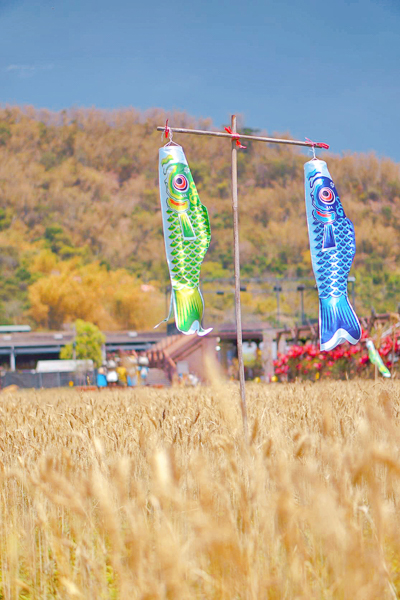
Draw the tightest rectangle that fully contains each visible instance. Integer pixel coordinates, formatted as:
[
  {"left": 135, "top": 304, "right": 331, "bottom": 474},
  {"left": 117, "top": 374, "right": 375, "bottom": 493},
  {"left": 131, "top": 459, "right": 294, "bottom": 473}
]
[
  {"left": 146, "top": 322, "right": 278, "bottom": 382},
  {"left": 0, "top": 309, "right": 394, "bottom": 385},
  {"left": 0, "top": 329, "right": 164, "bottom": 371}
]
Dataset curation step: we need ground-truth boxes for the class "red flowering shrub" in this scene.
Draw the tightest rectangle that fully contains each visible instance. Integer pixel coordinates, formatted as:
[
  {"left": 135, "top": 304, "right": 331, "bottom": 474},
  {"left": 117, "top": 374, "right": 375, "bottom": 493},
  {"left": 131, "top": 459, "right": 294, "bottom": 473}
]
[{"left": 273, "top": 331, "right": 399, "bottom": 381}]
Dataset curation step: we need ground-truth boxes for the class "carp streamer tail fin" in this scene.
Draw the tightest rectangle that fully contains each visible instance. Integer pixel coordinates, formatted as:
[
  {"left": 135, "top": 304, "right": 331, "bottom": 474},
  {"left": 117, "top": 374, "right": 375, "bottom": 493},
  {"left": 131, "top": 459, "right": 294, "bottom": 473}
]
[
  {"left": 319, "top": 295, "right": 361, "bottom": 351},
  {"left": 173, "top": 287, "right": 213, "bottom": 336}
]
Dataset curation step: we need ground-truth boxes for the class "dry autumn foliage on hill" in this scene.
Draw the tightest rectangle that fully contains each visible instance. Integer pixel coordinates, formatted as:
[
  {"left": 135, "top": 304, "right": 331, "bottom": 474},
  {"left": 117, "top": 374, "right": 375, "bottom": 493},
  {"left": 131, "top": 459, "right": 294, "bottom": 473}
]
[{"left": 0, "top": 105, "right": 399, "bottom": 329}]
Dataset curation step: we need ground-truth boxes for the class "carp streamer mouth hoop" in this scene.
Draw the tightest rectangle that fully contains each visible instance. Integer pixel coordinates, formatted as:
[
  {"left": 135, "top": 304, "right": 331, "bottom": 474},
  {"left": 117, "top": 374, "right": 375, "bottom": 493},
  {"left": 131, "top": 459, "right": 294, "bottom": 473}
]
[
  {"left": 162, "top": 119, "right": 179, "bottom": 147},
  {"left": 305, "top": 138, "right": 317, "bottom": 159}
]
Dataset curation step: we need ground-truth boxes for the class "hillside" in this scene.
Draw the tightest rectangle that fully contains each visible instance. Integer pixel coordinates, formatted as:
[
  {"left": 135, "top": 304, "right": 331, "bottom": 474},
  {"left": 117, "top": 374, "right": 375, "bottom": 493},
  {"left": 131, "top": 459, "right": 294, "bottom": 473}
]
[{"left": 0, "top": 106, "right": 399, "bottom": 330}]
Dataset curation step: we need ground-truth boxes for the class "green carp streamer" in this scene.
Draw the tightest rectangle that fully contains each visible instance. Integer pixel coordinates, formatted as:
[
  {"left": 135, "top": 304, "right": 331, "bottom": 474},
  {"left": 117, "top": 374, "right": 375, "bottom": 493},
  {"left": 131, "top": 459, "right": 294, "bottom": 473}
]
[{"left": 157, "top": 145, "right": 212, "bottom": 336}]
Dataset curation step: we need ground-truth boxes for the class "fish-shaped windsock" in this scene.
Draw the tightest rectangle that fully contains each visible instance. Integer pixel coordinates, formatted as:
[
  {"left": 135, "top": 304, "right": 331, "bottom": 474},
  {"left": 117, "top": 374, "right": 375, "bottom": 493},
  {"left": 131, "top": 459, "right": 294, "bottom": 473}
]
[
  {"left": 366, "top": 339, "right": 391, "bottom": 378},
  {"left": 157, "top": 144, "right": 212, "bottom": 336},
  {"left": 304, "top": 159, "right": 361, "bottom": 351}
]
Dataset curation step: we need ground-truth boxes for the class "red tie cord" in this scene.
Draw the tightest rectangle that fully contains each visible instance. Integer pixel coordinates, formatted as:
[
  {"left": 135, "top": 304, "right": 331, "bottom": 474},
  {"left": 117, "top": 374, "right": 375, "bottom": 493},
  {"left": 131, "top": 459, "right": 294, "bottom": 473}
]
[
  {"left": 305, "top": 137, "right": 330, "bottom": 150},
  {"left": 165, "top": 119, "right": 170, "bottom": 139},
  {"left": 224, "top": 126, "right": 247, "bottom": 149}
]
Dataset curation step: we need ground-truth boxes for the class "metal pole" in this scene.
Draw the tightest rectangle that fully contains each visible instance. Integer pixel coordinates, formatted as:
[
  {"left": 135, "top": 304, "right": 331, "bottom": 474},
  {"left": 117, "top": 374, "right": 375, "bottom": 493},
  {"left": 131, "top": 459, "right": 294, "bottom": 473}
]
[
  {"left": 273, "top": 285, "right": 282, "bottom": 327},
  {"left": 156, "top": 126, "right": 329, "bottom": 149},
  {"left": 297, "top": 285, "right": 305, "bottom": 325},
  {"left": 231, "top": 115, "right": 248, "bottom": 441},
  {"left": 392, "top": 328, "right": 395, "bottom": 377},
  {"left": 165, "top": 284, "right": 170, "bottom": 316},
  {"left": 10, "top": 347, "right": 15, "bottom": 372},
  {"left": 72, "top": 322, "right": 76, "bottom": 361},
  {"left": 277, "top": 291, "right": 280, "bottom": 326}
]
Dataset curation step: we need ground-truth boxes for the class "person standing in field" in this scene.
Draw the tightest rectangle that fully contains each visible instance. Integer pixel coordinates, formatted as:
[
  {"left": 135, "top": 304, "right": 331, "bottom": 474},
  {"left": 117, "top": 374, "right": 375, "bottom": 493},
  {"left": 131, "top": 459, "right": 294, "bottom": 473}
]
[
  {"left": 138, "top": 355, "right": 149, "bottom": 385},
  {"left": 116, "top": 363, "right": 127, "bottom": 386},
  {"left": 96, "top": 366, "right": 107, "bottom": 389},
  {"left": 122, "top": 352, "right": 138, "bottom": 387}
]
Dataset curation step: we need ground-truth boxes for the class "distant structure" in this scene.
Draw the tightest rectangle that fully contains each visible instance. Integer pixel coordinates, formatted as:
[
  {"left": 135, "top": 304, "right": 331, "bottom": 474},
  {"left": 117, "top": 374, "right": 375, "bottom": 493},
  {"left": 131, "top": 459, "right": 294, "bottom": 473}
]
[
  {"left": 0, "top": 310, "right": 395, "bottom": 387},
  {"left": 0, "top": 330, "right": 162, "bottom": 372}
]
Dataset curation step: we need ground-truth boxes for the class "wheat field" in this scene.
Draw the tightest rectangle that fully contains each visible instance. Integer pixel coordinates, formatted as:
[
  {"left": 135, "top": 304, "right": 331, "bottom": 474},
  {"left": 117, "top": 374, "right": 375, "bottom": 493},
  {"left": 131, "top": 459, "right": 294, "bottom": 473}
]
[{"left": 1, "top": 381, "right": 400, "bottom": 599}]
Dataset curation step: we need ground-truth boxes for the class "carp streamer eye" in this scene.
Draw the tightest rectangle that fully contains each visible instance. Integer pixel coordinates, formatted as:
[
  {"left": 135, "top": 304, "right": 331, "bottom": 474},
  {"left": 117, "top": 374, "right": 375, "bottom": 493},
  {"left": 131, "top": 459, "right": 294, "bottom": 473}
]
[
  {"left": 172, "top": 174, "right": 189, "bottom": 192},
  {"left": 319, "top": 187, "right": 335, "bottom": 204}
]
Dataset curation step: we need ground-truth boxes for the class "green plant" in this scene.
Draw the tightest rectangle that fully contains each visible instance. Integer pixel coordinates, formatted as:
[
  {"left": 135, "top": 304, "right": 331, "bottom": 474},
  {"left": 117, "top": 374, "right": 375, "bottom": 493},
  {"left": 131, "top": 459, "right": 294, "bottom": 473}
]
[{"left": 60, "top": 318, "right": 105, "bottom": 367}]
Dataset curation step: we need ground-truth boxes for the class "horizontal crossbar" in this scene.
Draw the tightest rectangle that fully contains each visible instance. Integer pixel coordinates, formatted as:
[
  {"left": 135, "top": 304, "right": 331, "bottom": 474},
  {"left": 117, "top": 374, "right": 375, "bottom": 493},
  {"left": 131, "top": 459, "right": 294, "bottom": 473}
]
[{"left": 157, "top": 126, "right": 329, "bottom": 149}]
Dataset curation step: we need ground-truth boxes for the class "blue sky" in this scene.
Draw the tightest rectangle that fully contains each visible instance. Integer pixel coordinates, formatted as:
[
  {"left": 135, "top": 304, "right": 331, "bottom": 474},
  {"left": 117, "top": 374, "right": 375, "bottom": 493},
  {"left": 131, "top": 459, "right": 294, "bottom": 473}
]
[{"left": 1, "top": 0, "right": 400, "bottom": 160}]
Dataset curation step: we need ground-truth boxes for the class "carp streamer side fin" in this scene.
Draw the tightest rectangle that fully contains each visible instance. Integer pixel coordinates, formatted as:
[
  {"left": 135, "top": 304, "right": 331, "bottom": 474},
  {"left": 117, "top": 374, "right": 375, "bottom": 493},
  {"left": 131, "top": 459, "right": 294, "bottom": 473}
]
[
  {"left": 322, "top": 223, "right": 336, "bottom": 250},
  {"left": 179, "top": 213, "right": 196, "bottom": 240},
  {"left": 154, "top": 294, "right": 173, "bottom": 329}
]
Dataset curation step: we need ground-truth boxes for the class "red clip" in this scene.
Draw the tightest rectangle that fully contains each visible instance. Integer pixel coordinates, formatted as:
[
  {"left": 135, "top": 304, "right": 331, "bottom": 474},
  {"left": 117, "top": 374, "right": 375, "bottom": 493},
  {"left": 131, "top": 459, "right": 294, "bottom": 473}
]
[
  {"left": 224, "top": 126, "right": 247, "bottom": 149},
  {"left": 165, "top": 119, "right": 169, "bottom": 139},
  {"left": 305, "top": 137, "right": 329, "bottom": 150}
]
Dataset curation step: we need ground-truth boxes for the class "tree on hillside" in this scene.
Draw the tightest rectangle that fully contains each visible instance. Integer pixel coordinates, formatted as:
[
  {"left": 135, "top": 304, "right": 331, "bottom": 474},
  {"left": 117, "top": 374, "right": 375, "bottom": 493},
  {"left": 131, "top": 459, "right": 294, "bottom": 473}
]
[
  {"left": 60, "top": 319, "right": 105, "bottom": 368},
  {"left": 27, "top": 256, "right": 165, "bottom": 330}
]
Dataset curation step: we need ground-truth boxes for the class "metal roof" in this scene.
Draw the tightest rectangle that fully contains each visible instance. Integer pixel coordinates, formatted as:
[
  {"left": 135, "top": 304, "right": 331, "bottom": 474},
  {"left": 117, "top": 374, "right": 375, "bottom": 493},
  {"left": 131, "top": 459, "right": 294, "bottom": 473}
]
[
  {"left": 0, "top": 330, "right": 165, "bottom": 355},
  {"left": 0, "top": 325, "right": 31, "bottom": 333}
]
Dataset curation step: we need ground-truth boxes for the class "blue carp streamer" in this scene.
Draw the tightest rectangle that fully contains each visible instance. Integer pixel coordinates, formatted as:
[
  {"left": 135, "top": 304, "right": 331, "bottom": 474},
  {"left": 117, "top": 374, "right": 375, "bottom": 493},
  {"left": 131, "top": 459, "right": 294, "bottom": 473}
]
[{"left": 304, "top": 159, "right": 361, "bottom": 351}]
